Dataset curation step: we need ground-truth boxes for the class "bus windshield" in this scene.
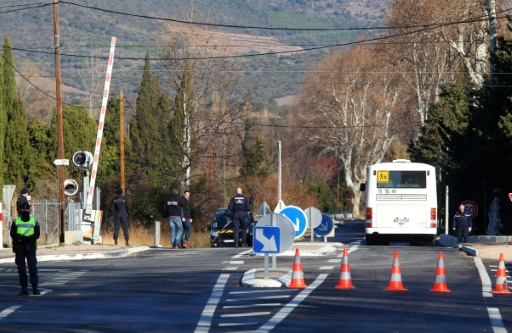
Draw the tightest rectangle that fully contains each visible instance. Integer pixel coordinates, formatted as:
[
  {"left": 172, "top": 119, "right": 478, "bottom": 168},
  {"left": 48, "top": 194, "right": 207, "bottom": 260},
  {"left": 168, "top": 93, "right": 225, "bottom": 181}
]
[{"left": 377, "top": 170, "right": 426, "bottom": 189}]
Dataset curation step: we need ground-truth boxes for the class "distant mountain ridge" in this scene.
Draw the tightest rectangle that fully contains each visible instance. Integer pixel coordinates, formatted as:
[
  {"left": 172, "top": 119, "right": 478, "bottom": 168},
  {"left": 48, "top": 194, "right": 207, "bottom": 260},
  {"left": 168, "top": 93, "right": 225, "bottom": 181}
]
[{"left": 0, "top": 0, "right": 390, "bottom": 108}]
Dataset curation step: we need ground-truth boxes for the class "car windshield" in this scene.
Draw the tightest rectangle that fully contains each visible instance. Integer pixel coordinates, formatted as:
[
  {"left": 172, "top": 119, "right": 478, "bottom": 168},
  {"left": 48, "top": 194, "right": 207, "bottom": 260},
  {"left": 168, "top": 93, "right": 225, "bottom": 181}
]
[{"left": 212, "top": 214, "right": 234, "bottom": 229}]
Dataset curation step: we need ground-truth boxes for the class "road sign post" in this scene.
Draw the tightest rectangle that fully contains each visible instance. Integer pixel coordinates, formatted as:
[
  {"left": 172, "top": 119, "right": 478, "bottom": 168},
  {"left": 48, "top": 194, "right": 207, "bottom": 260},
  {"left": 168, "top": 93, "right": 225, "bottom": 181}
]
[
  {"left": 253, "top": 226, "right": 281, "bottom": 278},
  {"left": 305, "top": 207, "right": 322, "bottom": 242}
]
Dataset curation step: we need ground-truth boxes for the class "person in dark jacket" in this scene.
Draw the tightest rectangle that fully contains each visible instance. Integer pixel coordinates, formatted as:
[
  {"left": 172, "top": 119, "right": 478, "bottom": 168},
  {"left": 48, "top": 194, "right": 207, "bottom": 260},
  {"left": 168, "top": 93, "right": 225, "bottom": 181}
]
[
  {"left": 16, "top": 187, "right": 33, "bottom": 217},
  {"left": 227, "top": 187, "right": 252, "bottom": 247},
  {"left": 110, "top": 187, "right": 130, "bottom": 246},
  {"left": 163, "top": 188, "right": 184, "bottom": 249},
  {"left": 10, "top": 202, "right": 41, "bottom": 296},
  {"left": 180, "top": 190, "right": 192, "bottom": 248},
  {"left": 452, "top": 203, "right": 472, "bottom": 244}
]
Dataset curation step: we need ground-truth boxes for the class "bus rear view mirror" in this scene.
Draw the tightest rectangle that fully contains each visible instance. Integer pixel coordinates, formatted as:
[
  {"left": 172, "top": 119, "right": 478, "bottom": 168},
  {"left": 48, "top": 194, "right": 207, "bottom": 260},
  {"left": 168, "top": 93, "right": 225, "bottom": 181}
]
[{"left": 360, "top": 183, "right": 366, "bottom": 191}]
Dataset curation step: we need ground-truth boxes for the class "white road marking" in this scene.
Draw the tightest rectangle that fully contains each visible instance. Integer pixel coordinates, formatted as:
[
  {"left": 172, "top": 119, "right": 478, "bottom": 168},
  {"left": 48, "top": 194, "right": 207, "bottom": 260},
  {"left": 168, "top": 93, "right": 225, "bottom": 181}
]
[
  {"left": 222, "top": 267, "right": 238, "bottom": 271},
  {"left": 328, "top": 259, "right": 341, "bottom": 263},
  {"left": 223, "top": 303, "right": 282, "bottom": 309},
  {"left": 194, "top": 274, "right": 229, "bottom": 333},
  {"left": 0, "top": 305, "right": 21, "bottom": 320},
  {"left": 474, "top": 257, "right": 508, "bottom": 333},
  {"left": 221, "top": 312, "right": 271, "bottom": 318},
  {"left": 223, "top": 261, "right": 244, "bottom": 265},
  {"left": 229, "top": 289, "right": 290, "bottom": 294},
  {"left": 253, "top": 274, "right": 328, "bottom": 333},
  {"left": 474, "top": 257, "right": 493, "bottom": 298},
  {"left": 487, "top": 307, "right": 507, "bottom": 333},
  {"left": 226, "top": 295, "right": 290, "bottom": 302},
  {"left": 218, "top": 322, "right": 260, "bottom": 327},
  {"left": 319, "top": 266, "right": 335, "bottom": 270}
]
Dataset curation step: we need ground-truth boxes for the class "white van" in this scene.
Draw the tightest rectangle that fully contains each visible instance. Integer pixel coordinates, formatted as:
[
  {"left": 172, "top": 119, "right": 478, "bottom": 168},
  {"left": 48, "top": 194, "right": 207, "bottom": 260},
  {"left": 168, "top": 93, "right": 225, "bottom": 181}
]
[{"left": 361, "top": 159, "right": 437, "bottom": 245}]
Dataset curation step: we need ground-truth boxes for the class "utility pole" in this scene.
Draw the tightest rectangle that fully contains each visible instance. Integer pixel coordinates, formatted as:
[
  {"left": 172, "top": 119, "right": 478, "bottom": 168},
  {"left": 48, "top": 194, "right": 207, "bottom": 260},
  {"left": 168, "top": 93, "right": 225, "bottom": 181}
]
[
  {"left": 120, "top": 91, "right": 125, "bottom": 192},
  {"left": 53, "top": 0, "right": 65, "bottom": 243}
]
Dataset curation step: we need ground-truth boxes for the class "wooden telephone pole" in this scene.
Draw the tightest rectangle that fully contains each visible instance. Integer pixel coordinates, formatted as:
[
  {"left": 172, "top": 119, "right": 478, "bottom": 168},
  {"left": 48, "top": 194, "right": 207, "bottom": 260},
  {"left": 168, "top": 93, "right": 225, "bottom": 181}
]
[{"left": 53, "top": 0, "right": 65, "bottom": 243}]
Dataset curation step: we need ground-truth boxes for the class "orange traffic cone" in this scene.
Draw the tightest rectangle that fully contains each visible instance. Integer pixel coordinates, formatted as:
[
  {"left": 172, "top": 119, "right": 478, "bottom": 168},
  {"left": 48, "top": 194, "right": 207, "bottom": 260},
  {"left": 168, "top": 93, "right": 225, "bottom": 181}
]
[
  {"left": 288, "top": 248, "right": 307, "bottom": 289},
  {"left": 384, "top": 251, "right": 407, "bottom": 291},
  {"left": 492, "top": 253, "right": 511, "bottom": 294},
  {"left": 431, "top": 252, "right": 451, "bottom": 293},
  {"left": 335, "top": 248, "right": 355, "bottom": 289}
]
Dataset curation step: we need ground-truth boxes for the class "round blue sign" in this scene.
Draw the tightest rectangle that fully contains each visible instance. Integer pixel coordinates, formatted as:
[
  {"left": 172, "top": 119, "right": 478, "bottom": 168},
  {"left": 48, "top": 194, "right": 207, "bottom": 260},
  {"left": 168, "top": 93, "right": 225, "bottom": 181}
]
[
  {"left": 314, "top": 213, "right": 334, "bottom": 236},
  {"left": 278, "top": 205, "right": 307, "bottom": 240}
]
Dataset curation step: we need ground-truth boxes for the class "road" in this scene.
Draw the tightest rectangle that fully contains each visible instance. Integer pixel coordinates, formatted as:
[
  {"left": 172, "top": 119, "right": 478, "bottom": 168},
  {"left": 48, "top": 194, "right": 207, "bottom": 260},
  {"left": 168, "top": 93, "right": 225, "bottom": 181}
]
[{"left": 0, "top": 220, "right": 510, "bottom": 332}]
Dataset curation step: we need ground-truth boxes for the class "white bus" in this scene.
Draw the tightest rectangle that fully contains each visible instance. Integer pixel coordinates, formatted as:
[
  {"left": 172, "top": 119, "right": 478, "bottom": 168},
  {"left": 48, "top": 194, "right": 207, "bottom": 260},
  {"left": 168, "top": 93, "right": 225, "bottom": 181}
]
[{"left": 361, "top": 159, "right": 437, "bottom": 245}]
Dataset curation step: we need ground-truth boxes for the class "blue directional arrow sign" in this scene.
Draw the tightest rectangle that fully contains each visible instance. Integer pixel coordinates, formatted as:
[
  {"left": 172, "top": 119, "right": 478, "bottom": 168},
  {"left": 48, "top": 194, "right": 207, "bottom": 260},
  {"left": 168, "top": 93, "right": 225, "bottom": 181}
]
[
  {"left": 253, "top": 226, "right": 281, "bottom": 254},
  {"left": 278, "top": 206, "right": 307, "bottom": 240},
  {"left": 314, "top": 213, "right": 334, "bottom": 237}
]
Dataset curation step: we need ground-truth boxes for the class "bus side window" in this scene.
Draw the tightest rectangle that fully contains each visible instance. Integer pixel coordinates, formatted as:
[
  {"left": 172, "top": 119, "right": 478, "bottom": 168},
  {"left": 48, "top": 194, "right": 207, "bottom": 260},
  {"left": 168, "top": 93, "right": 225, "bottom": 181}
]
[{"left": 360, "top": 183, "right": 366, "bottom": 191}]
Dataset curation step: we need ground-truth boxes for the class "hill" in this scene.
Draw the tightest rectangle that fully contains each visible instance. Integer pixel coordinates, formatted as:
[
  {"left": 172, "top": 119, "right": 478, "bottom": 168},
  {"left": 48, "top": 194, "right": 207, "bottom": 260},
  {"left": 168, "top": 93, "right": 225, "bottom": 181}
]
[{"left": 0, "top": 0, "right": 390, "bottom": 110}]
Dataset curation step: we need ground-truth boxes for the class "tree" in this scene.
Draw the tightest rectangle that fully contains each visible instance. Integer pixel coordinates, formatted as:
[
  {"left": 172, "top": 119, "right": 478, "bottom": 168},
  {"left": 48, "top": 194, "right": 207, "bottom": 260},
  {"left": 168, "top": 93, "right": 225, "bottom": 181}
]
[
  {"left": 290, "top": 47, "right": 406, "bottom": 215},
  {"left": 128, "top": 53, "right": 174, "bottom": 190},
  {"left": 3, "top": 37, "right": 32, "bottom": 187},
  {"left": 239, "top": 119, "right": 271, "bottom": 178},
  {"left": 159, "top": 16, "right": 251, "bottom": 205}
]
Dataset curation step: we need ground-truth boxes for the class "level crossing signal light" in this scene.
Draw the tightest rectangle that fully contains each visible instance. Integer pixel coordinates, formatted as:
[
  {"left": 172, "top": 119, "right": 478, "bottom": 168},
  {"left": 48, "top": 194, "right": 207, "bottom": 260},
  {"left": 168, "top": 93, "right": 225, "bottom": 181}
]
[
  {"left": 72, "top": 151, "right": 94, "bottom": 168},
  {"left": 63, "top": 179, "right": 79, "bottom": 197}
]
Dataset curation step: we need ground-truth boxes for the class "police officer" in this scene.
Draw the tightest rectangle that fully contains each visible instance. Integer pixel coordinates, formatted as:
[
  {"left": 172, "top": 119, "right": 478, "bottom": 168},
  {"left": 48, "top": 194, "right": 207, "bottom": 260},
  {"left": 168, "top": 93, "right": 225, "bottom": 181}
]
[
  {"left": 452, "top": 203, "right": 472, "bottom": 244},
  {"left": 10, "top": 202, "right": 40, "bottom": 296},
  {"left": 16, "top": 187, "right": 33, "bottom": 216},
  {"left": 227, "top": 187, "right": 252, "bottom": 247},
  {"left": 111, "top": 187, "right": 130, "bottom": 246}
]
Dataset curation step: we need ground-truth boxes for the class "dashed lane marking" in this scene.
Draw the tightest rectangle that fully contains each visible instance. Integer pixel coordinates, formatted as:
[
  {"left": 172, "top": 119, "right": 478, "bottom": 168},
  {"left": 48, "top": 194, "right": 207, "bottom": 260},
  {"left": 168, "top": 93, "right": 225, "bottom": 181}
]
[
  {"left": 0, "top": 305, "right": 21, "bottom": 320},
  {"left": 195, "top": 274, "right": 230, "bottom": 333}
]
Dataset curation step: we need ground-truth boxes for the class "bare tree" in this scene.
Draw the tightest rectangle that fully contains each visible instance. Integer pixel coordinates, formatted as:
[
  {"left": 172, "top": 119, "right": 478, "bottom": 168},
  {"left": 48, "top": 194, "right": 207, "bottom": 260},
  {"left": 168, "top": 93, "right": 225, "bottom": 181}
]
[
  {"left": 290, "top": 47, "right": 407, "bottom": 215},
  {"left": 158, "top": 15, "right": 252, "bottom": 197},
  {"left": 17, "top": 61, "right": 55, "bottom": 124},
  {"left": 77, "top": 48, "right": 105, "bottom": 118}
]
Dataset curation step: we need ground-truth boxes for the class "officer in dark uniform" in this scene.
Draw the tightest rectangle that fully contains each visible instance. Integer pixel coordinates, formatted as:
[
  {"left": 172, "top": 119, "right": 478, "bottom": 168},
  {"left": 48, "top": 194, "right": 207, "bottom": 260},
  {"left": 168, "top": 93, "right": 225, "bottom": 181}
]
[
  {"left": 452, "top": 203, "right": 472, "bottom": 244},
  {"left": 227, "top": 187, "right": 252, "bottom": 247},
  {"left": 110, "top": 187, "right": 130, "bottom": 246},
  {"left": 16, "top": 187, "right": 33, "bottom": 216},
  {"left": 10, "top": 202, "right": 40, "bottom": 296}
]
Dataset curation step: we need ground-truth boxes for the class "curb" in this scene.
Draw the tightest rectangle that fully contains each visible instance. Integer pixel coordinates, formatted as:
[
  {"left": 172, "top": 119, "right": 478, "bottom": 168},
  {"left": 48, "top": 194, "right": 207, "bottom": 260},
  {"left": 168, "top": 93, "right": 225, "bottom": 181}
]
[{"left": 0, "top": 246, "right": 151, "bottom": 264}]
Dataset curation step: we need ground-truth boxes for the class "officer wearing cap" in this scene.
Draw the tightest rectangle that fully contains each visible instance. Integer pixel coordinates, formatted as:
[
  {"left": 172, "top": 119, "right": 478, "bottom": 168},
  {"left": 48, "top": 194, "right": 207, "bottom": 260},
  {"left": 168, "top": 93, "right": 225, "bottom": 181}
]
[
  {"left": 10, "top": 202, "right": 40, "bottom": 296},
  {"left": 16, "top": 187, "right": 33, "bottom": 217},
  {"left": 227, "top": 187, "right": 252, "bottom": 247},
  {"left": 110, "top": 187, "right": 131, "bottom": 246}
]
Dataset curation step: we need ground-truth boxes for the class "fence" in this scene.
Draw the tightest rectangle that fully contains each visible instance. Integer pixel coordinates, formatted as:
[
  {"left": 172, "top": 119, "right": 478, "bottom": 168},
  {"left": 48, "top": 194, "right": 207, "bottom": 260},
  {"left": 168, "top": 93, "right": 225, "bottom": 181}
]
[{"left": 32, "top": 200, "right": 83, "bottom": 244}]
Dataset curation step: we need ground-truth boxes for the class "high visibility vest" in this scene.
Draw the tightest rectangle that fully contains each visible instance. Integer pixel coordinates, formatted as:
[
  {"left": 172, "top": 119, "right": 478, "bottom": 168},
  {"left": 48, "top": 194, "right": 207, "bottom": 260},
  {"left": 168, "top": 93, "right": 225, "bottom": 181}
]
[{"left": 15, "top": 217, "right": 36, "bottom": 237}]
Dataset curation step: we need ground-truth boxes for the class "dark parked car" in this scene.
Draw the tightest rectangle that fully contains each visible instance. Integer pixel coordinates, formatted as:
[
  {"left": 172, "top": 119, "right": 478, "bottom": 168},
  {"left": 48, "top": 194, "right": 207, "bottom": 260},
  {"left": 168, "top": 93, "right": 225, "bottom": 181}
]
[{"left": 209, "top": 208, "right": 255, "bottom": 247}]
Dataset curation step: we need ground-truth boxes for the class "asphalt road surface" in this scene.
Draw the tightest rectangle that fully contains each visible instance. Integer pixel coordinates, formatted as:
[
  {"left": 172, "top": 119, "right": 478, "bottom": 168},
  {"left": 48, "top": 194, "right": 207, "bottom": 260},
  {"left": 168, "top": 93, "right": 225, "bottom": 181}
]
[{"left": 0, "top": 222, "right": 510, "bottom": 332}]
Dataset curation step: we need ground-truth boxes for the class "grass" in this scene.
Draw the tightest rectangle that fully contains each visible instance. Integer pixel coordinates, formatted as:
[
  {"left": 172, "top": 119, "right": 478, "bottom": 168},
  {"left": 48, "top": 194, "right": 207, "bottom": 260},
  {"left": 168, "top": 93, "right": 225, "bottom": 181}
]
[{"left": 101, "top": 223, "right": 212, "bottom": 248}]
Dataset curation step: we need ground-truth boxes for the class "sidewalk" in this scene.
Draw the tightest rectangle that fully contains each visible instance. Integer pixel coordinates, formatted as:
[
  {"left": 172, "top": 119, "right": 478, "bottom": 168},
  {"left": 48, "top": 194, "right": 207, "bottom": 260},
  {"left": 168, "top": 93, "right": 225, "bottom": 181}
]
[{"left": 0, "top": 244, "right": 151, "bottom": 264}]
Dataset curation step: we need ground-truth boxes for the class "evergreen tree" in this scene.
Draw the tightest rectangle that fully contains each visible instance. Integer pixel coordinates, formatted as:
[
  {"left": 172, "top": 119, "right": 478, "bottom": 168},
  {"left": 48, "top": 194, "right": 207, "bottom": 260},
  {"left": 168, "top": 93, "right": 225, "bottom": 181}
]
[
  {"left": 128, "top": 53, "right": 174, "bottom": 217},
  {"left": 129, "top": 53, "right": 173, "bottom": 185},
  {"left": 3, "top": 37, "right": 32, "bottom": 187},
  {"left": 0, "top": 38, "right": 5, "bottom": 196},
  {"left": 97, "top": 96, "right": 122, "bottom": 188},
  {"left": 239, "top": 119, "right": 272, "bottom": 177},
  {"left": 50, "top": 105, "right": 97, "bottom": 180}
]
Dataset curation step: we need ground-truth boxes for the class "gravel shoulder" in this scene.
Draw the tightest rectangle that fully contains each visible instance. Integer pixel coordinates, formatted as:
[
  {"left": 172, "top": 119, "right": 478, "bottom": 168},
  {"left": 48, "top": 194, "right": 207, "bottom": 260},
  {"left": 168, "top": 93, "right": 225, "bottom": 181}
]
[{"left": 465, "top": 243, "right": 512, "bottom": 260}]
